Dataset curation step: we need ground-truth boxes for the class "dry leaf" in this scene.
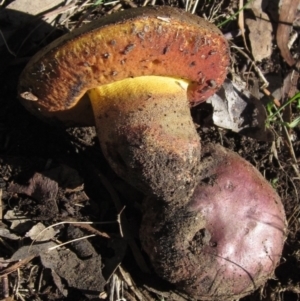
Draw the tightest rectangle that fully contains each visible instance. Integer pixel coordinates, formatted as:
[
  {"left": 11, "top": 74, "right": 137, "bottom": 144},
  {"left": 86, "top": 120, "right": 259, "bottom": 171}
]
[
  {"left": 11, "top": 242, "right": 56, "bottom": 261},
  {"left": 5, "top": 0, "right": 66, "bottom": 23},
  {"left": 276, "top": 0, "right": 298, "bottom": 66},
  {"left": 4, "top": 210, "right": 32, "bottom": 233},
  {"left": 0, "top": 227, "right": 20, "bottom": 240},
  {"left": 25, "top": 222, "right": 57, "bottom": 241},
  {"left": 41, "top": 247, "right": 106, "bottom": 299},
  {"left": 245, "top": 1, "right": 273, "bottom": 62},
  {"left": 8, "top": 172, "right": 58, "bottom": 202},
  {"left": 51, "top": 270, "right": 68, "bottom": 297},
  {"left": 43, "top": 165, "right": 84, "bottom": 191},
  {"left": 207, "top": 78, "right": 274, "bottom": 141}
]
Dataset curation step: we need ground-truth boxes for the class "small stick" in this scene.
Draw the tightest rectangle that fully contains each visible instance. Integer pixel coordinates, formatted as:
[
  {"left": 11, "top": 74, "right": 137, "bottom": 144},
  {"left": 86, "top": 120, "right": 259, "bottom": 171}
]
[
  {"left": 262, "top": 88, "right": 281, "bottom": 107},
  {"left": 0, "top": 189, "right": 3, "bottom": 220},
  {"left": 0, "top": 256, "right": 35, "bottom": 278},
  {"left": 191, "top": 0, "right": 200, "bottom": 14},
  {"left": 118, "top": 265, "right": 146, "bottom": 301},
  {"left": 2, "top": 275, "right": 9, "bottom": 298}
]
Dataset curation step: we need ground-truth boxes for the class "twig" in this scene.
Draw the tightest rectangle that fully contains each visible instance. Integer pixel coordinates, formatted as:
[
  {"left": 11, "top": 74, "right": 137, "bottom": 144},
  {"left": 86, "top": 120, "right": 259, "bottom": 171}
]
[
  {"left": 185, "top": 0, "right": 189, "bottom": 11},
  {"left": 191, "top": 0, "right": 200, "bottom": 14},
  {"left": 123, "top": 0, "right": 137, "bottom": 8},
  {"left": 118, "top": 265, "right": 146, "bottom": 301},
  {"left": 262, "top": 88, "right": 281, "bottom": 107},
  {"left": 72, "top": 222, "right": 111, "bottom": 238},
  {"left": 142, "top": 0, "right": 150, "bottom": 6},
  {"left": 0, "top": 256, "right": 35, "bottom": 278},
  {"left": 2, "top": 275, "right": 9, "bottom": 298},
  {"left": 238, "top": 0, "right": 249, "bottom": 52},
  {"left": 107, "top": 3, "right": 122, "bottom": 14},
  {"left": 37, "top": 267, "right": 44, "bottom": 293},
  {"left": 0, "top": 189, "right": 2, "bottom": 220},
  {"left": 27, "top": 265, "right": 38, "bottom": 292},
  {"left": 143, "top": 285, "right": 188, "bottom": 301},
  {"left": 116, "top": 207, "right": 126, "bottom": 238}
]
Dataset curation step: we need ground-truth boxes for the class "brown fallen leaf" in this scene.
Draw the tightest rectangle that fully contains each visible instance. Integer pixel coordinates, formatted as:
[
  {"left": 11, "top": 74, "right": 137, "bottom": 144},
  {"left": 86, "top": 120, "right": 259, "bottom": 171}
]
[
  {"left": 25, "top": 222, "right": 57, "bottom": 241},
  {"left": 8, "top": 172, "right": 58, "bottom": 202},
  {"left": 11, "top": 241, "right": 106, "bottom": 299},
  {"left": 3, "top": 210, "right": 32, "bottom": 233},
  {"left": 40, "top": 245, "right": 106, "bottom": 299},
  {"left": 206, "top": 78, "right": 274, "bottom": 141},
  {"left": 246, "top": 11, "right": 273, "bottom": 61},
  {"left": 276, "top": 0, "right": 298, "bottom": 66},
  {"left": 238, "top": 0, "right": 249, "bottom": 52}
]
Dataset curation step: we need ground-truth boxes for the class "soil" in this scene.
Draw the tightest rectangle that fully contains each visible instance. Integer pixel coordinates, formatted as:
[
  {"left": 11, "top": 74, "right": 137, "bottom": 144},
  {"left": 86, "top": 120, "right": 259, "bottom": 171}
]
[{"left": 0, "top": 1, "right": 299, "bottom": 301}]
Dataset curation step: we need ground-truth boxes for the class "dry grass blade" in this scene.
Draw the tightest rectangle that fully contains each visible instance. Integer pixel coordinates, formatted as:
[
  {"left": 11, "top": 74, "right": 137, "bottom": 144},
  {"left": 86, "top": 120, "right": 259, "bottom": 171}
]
[
  {"left": 48, "top": 234, "right": 96, "bottom": 251},
  {"left": 276, "top": 0, "right": 298, "bottom": 66},
  {"left": 30, "top": 221, "right": 110, "bottom": 247},
  {"left": 0, "top": 189, "right": 2, "bottom": 220},
  {"left": 0, "top": 30, "right": 16, "bottom": 57},
  {"left": 238, "top": 0, "right": 249, "bottom": 52},
  {"left": 262, "top": 88, "right": 281, "bottom": 107},
  {"left": 118, "top": 265, "right": 147, "bottom": 301}
]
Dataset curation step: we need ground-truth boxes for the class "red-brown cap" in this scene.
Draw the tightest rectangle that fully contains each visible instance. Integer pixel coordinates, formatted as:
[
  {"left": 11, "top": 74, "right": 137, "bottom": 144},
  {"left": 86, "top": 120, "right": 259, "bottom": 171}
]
[{"left": 18, "top": 6, "right": 229, "bottom": 126}]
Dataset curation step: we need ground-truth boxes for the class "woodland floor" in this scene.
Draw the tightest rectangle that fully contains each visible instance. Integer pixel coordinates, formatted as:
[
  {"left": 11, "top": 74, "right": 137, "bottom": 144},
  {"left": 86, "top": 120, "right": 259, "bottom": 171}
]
[{"left": 0, "top": 0, "right": 299, "bottom": 301}]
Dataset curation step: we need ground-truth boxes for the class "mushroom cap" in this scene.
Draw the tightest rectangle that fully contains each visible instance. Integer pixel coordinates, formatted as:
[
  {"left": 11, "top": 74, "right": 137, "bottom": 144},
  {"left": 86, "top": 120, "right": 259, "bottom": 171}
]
[{"left": 18, "top": 6, "right": 229, "bottom": 126}]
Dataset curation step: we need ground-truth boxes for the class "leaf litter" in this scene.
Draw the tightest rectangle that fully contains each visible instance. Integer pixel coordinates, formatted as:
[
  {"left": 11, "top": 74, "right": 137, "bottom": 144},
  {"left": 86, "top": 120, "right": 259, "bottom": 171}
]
[{"left": 0, "top": 0, "right": 299, "bottom": 300}]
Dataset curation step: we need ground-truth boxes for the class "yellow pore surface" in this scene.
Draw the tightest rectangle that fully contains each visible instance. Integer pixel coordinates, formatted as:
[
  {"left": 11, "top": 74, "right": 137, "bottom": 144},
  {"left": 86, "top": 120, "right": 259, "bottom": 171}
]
[{"left": 87, "top": 75, "right": 190, "bottom": 107}]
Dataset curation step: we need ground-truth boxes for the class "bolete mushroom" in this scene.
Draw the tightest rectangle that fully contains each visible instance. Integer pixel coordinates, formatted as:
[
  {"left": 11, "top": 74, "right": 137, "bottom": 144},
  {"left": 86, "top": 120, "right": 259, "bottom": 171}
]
[
  {"left": 141, "top": 144, "right": 287, "bottom": 300},
  {"left": 18, "top": 6, "right": 229, "bottom": 203}
]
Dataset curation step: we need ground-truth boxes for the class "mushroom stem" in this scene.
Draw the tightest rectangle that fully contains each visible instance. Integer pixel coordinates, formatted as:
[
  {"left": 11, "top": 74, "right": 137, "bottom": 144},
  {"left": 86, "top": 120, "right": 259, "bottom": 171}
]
[{"left": 88, "top": 76, "right": 201, "bottom": 203}]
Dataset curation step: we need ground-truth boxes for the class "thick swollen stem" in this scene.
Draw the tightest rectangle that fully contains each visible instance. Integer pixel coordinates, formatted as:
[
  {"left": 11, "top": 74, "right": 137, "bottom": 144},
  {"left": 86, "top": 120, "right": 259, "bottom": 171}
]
[
  {"left": 140, "top": 144, "right": 286, "bottom": 300},
  {"left": 88, "top": 76, "right": 201, "bottom": 203}
]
